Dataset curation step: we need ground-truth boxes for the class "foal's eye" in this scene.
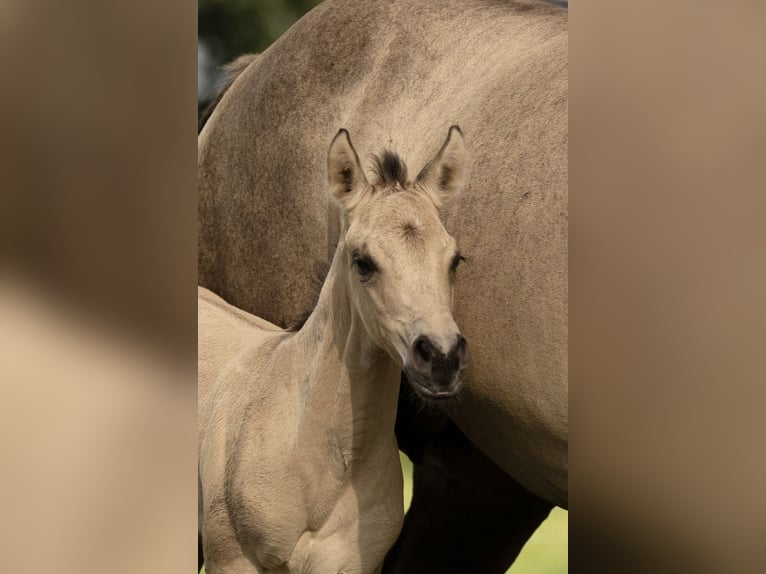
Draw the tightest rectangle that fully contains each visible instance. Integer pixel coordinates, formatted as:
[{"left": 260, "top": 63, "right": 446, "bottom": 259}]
[
  {"left": 356, "top": 259, "right": 372, "bottom": 275},
  {"left": 352, "top": 255, "right": 376, "bottom": 280}
]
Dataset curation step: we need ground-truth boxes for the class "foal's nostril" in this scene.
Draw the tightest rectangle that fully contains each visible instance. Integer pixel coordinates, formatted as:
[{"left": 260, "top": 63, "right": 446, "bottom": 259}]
[
  {"left": 411, "top": 335, "right": 437, "bottom": 372},
  {"left": 415, "top": 339, "right": 432, "bottom": 364}
]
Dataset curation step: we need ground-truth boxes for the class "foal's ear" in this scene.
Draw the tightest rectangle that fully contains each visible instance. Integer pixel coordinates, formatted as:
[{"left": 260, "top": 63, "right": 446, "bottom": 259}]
[
  {"left": 415, "top": 125, "right": 465, "bottom": 208},
  {"left": 327, "top": 129, "right": 368, "bottom": 208}
]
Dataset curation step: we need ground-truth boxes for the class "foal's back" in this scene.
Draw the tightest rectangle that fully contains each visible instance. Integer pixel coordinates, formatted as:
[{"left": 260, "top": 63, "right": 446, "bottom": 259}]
[
  {"left": 198, "top": 286, "right": 282, "bottom": 390},
  {"left": 198, "top": 285, "right": 287, "bottom": 470},
  {"left": 198, "top": 285, "right": 284, "bottom": 448},
  {"left": 198, "top": 287, "right": 293, "bottom": 573}
]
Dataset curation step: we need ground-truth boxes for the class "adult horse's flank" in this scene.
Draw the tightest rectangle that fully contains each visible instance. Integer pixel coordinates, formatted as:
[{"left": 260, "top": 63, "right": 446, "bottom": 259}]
[
  {"left": 199, "top": 0, "right": 567, "bottom": 570},
  {"left": 198, "top": 128, "right": 469, "bottom": 573}
]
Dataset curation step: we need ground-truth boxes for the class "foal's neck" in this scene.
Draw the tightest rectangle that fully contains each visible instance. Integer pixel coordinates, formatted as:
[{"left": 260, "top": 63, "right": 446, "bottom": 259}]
[{"left": 293, "top": 245, "right": 401, "bottom": 467}]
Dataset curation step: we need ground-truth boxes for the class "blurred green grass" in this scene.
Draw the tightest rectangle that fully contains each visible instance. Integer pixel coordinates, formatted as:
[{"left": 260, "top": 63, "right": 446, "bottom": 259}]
[{"left": 200, "top": 453, "right": 567, "bottom": 574}]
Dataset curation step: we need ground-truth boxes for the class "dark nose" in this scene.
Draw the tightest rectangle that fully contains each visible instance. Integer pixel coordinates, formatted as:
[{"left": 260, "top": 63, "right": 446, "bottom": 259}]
[{"left": 409, "top": 334, "right": 468, "bottom": 381}]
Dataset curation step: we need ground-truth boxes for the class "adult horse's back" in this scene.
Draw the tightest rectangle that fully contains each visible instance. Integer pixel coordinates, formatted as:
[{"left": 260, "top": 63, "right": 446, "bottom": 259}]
[{"left": 199, "top": 0, "right": 567, "bottom": 570}]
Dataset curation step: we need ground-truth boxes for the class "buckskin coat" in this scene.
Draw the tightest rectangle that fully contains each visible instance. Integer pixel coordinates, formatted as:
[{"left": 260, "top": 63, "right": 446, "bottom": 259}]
[{"left": 198, "top": 1, "right": 567, "bottom": 571}]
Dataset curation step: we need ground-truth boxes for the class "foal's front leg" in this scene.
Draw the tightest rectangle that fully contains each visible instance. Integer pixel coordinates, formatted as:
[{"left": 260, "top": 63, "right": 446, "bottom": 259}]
[{"left": 201, "top": 520, "right": 263, "bottom": 574}]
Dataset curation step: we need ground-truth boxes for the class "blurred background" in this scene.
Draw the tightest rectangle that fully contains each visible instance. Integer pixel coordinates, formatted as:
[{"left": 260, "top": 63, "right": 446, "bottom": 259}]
[
  {"left": 3, "top": 0, "right": 764, "bottom": 572},
  {"left": 198, "top": 0, "right": 322, "bottom": 114}
]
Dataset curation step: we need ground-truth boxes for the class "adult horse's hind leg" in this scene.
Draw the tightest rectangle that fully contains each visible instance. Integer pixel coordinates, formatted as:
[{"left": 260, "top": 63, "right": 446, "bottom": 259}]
[{"left": 385, "top": 386, "right": 552, "bottom": 573}]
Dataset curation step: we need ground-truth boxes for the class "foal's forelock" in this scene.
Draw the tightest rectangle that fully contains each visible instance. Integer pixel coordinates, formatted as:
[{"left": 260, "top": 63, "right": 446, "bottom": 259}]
[{"left": 370, "top": 151, "right": 409, "bottom": 189}]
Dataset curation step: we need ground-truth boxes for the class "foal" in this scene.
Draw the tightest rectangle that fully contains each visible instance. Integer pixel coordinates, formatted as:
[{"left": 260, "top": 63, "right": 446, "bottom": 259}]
[{"left": 198, "top": 126, "right": 468, "bottom": 573}]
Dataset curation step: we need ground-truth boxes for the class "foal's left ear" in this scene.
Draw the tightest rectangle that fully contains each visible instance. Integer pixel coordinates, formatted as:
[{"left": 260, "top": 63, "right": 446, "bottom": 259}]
[
  {"left": 415, "top": 125, "right": 465, "bottom": 208},
  {"left": 327, "top": 129, "right": 369, "bottom": 208}
]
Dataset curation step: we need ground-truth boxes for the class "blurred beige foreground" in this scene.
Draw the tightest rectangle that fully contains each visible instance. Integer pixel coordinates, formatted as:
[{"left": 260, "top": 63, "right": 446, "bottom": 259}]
[{"left": 0, "top": 273, "right": 196, "bottom": 574}]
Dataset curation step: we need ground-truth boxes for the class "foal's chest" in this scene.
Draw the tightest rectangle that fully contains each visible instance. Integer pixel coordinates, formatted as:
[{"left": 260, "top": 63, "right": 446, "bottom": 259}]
[{"left": 227, "top": 467, "right": 402, "bottom": 573}]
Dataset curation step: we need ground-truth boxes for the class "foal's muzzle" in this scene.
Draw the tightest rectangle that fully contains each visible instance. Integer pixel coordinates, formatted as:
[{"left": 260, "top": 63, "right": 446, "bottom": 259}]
[{"left": 404, "top": 333, "right": 468, "bottom": 399}]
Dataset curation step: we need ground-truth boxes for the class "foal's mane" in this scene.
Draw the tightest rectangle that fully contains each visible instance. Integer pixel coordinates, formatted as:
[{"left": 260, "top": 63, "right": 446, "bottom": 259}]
[{"left": 289, "top": 259, "right": 330, "bottom": 331}]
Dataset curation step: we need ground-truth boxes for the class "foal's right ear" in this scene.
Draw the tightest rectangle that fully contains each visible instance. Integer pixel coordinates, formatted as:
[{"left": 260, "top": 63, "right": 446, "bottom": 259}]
[{"left": 327, "top": 129, "right": 369, "bottom": 208}]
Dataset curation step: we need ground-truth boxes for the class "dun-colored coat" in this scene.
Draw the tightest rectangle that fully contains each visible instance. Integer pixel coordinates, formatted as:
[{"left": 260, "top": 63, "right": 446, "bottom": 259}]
[{"left": 199, "top": 0, "right": 567, "bottom": 569}]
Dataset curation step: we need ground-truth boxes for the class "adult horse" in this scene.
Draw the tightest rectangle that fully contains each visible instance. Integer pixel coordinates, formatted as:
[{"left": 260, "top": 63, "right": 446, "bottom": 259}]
[{"left": 198, "top": 0, "right": 567, "bottom": 571}]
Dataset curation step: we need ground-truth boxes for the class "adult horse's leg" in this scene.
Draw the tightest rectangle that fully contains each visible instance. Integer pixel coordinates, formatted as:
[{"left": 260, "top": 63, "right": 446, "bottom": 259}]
[
  {"left": 198, "top": 532, "right": 204, "bottom": 572},
  {"left": 385, "top": 384, "right": 552, "bottom": 574}
]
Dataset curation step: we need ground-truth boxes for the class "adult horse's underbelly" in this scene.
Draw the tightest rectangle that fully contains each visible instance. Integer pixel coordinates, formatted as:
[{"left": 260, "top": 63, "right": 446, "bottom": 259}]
[{"left": 198, "top": 0, "right": 567, "bottom": 507}]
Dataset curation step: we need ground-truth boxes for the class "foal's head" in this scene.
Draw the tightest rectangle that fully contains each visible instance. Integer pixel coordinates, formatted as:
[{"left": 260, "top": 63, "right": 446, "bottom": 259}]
[{"left": 326, "top": 126, "right": 468, "bottom": 399}]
